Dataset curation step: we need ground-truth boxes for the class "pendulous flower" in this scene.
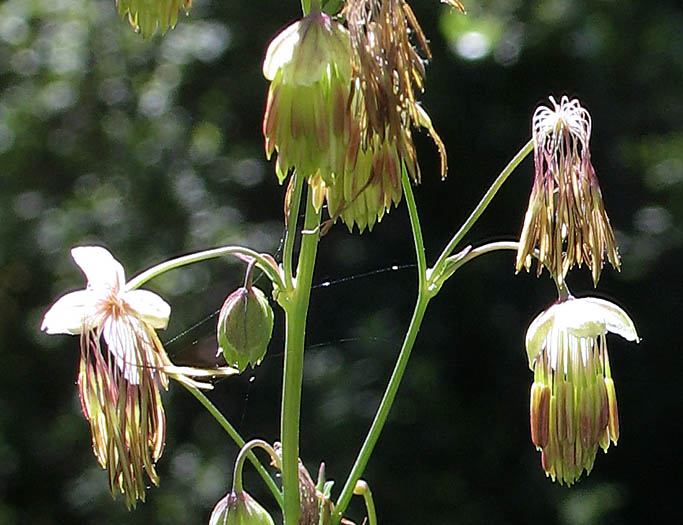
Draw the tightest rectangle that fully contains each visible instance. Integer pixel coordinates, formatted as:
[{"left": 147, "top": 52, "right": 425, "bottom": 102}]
[
  {"left": 516, "top": 96, "right": 621, "bottom": 286},
  {"left": 41, "top": 246, "right": 234, "bottom": 508},
  {"left": 262, "top": 2, "right": 462, "bottom": 233},
  {"left": 526, "top": 295, "right": 639, "bottom": 485},
  {"left": 330, "top": 0, "right": 449, "bottom": 232},
  {"left": 262, "top": 11, "right": 352, "bottom": 185}
]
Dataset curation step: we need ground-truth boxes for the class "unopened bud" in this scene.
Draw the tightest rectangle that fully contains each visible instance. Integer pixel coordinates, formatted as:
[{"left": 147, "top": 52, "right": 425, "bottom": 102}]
[
  {"left": 217, "top": 286, "right": 274, "bottom": 373},
  {"left": 209, "top": 490, "right": 274, "bottom": 525}
]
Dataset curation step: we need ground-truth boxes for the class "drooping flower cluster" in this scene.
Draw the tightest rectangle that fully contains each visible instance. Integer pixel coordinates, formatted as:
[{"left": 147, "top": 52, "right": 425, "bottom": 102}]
[
  {"left": 516, "top": 97, "right": 639, "bottom": 484},
  {"left": 263, "top": 2, "right": 461, "bottom": 232},
  {"left": 526, "top": 296, "right": 639, "bottom": 485},
  {"left": 516, "top": 96, "right": 620, "bottom": 286},
  {"left": 41, "top": 246, "right": 234, "bottom": 508}
]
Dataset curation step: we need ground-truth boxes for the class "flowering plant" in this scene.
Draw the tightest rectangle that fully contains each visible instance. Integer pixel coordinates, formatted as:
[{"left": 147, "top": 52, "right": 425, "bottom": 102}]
[{"left": 38, "top": 1, "right": 640, "bottom": 523}]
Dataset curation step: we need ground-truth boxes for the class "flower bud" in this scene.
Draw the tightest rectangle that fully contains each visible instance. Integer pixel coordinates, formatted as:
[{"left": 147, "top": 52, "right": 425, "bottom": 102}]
[
  {"left": 209, "top": 490, "right": 274, "bottom": 525},
  {"left": 217, "top": 286, "right": 274, "bottom": 373}
]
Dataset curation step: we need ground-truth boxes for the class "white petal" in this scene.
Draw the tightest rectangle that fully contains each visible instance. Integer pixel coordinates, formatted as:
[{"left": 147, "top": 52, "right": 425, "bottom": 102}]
[
  {"left": 525, "top": 296, "right": 640, "bottom": 369},
  {"left": 263, "top": 20, "right": 301, "bottom": 80},
  {"left": 41, "top": 290, "right": 99, "bottom": 335},
  {"left": 122, "top": 289, "right": 171, "bottom": 329},
  {"left": 525, "top": 305, "right": 556, "bottom": 369},
  {"left": 102, "top": 317, "right": 141, "bottom": 385},
  {"left": 581, "top": 297, "right": 640, "bottom": 343},
  {"left": 554, "top": 299, "right": 609, "bottom": 338},
  {"left": 71, "top": 246, "right": 125, "bottom": 292}
]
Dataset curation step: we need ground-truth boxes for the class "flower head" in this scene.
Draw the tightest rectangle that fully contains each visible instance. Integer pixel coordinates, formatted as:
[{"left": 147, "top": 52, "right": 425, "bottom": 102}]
[
  {"left": 262, "top": 12, "right": 352, "bottom": 185},
  {"left": 526, "top": 296, "right": 639, "bottom": 485},
  {"left": 516, "top": 96, "right": 621, "bottom": 285},
  {"left": 41, "top": 246, "right": 234, "bottom": 508},
  {"left": 314, "top": 0, "right": 448, "bottom": 232},
  {"left": 344, "top": 0, "right": 448, "bottom": 177}
]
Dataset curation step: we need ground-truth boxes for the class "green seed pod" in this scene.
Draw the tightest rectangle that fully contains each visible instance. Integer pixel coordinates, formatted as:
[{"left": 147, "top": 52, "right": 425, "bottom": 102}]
[
  {"left": 217, "top": 286, "right": 274, "bottom": 373},
  {"left": 209, "top": 490, "right": 274, "bottom": 525}
]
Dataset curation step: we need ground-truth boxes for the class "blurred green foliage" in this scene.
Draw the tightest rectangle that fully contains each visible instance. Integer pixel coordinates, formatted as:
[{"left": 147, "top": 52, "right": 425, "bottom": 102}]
[{"left": 0, "top": 0, "right": 681, "bottom": 523}]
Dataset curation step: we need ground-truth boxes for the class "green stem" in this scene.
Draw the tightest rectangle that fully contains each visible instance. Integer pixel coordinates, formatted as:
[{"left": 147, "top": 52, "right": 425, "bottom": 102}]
[
  {"left": 233, "top": 440, "right": 278, "bottom": 493},
  {"left": 333, "top": 168, "right": 432, "bottom": 522},
  {"left": 126, "top": 246, "right": 284, "bottom": 291},
  {"left": 353, "top": 481, "right": 377, "bottom": 525},
  {"left": 402, "top": 166, "right": 428, "bottom": 288},
  {"left": 283, "top": 173, "right": 305, "bottom": 292},
  {"left": 431, "top": 138, "right": 534, "bottom": 276},
  {"left": 443, "top": 241, "right": 520, "bottom": 274},
  {"left": 281, "top": 184, "right": 321, "bottom": 525},
  {"left": 182, "top": 384, "right": 283, "bottom": 508}
]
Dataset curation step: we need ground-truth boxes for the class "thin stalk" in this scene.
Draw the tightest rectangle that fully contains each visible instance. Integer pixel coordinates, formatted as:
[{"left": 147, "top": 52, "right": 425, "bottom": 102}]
[
  {"left": 333, "top": 169, "right": 432, "bottom": 522},
  {"left": 431, "top": 138, "right": 534, "bottom": 275},
  {"left": 281, "top": 184, "right": 321, "bottom": 525},
  {"left": 443, "top": 241, "right": 520, "bottom": 274},
  {"left": 283, "top": 173, "right": 305, "bottom": 291},
  {"left": 182, "top": 384, "right": 283, "bottom": 508},
  {"left": 126, "top": 246, "right": 284, "bottom": 291},
  {"left": 402, "top": 166, "right": 428, "bottom": 288},
  {"left": 353, "top": 481, "right": 377, "bottom": 525},
  {"left": 233, "top": 440, "right": 278, "bottom": 493}
]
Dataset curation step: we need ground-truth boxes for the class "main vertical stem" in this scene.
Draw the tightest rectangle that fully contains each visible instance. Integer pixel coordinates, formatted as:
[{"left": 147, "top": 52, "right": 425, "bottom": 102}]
[{"left": 281, "top": 184, "right": 321, "bottom": 525}]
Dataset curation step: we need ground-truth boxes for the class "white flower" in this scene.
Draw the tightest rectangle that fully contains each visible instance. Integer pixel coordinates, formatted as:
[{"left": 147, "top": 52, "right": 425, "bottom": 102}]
[
  {"left": 41, "top": 246, "right": 171, "bottom": 384},
  {"left": 41, "top": 246, "right": 237, "bottom": 507},
  {"left": 525, "top": 295, "right": 639, "bottom": 485}
]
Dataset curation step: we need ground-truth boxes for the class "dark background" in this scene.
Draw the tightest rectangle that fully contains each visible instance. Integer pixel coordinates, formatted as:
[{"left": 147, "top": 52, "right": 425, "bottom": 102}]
[{"left": 1, "top": 0, "right": 681, "bottom": 523}]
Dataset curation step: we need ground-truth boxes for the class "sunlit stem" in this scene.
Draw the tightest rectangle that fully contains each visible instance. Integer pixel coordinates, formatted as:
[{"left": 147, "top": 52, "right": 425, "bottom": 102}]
[
  {"left": 333, "top": 168, "right": 431, "bottom": 522},
  {"left": 444, "top": 241, "right": 521, "bottom": 273},
  {"left": 182, "top": 384, "right": 283, "bottom": 508},
  {"left": 403, "top": 166, "right": 428, "bottom": 288},
  {"left": 280, "top": 183, "right": 322, "bottom": 525},
  {"left": 553, "top": 275, "right": 571, "bottom": 300},
  {"left": 430, "top": 138, "right": 534, "bottom": 279},
  {"left": 233, "top": 440, "right": 279, "bottom": 493},
  {"left": 353, "top": 480, "right": 377, "bottom": 525},
  {"left": 283, "top": 172, "right": 305, "bottom": 291},
  {"left": 126, "top": 246, "right": 284, "bottom": 291},
  {"left": 244, "top": 259, "right": 256, "bottom": 289}
]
